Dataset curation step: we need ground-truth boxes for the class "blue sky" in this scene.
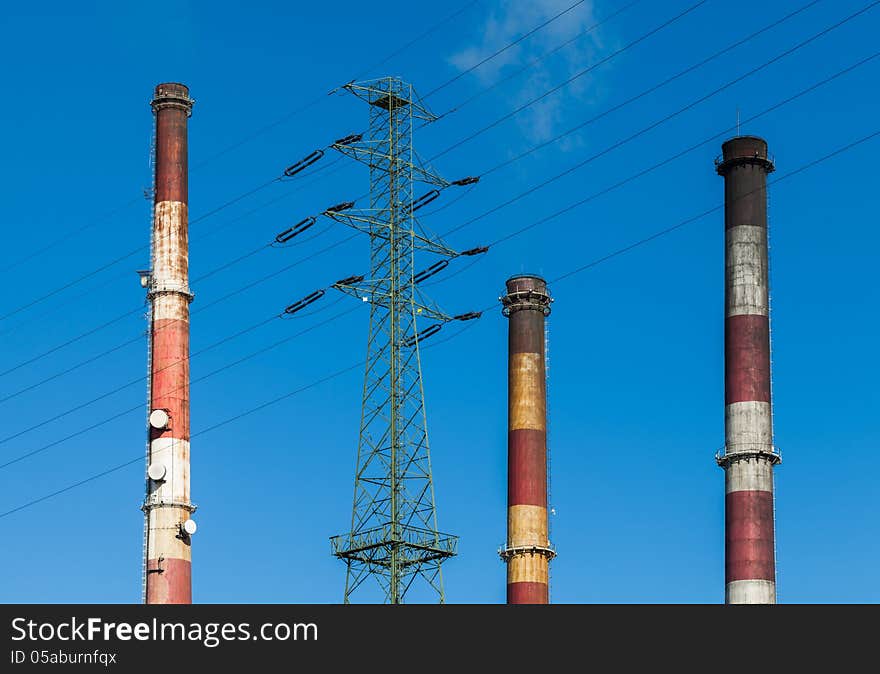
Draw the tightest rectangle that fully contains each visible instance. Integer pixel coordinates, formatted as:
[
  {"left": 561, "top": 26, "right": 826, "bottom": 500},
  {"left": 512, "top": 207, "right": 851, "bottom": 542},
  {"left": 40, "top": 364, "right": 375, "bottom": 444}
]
[{"left": 0, "top": 0, "right": 877, "bottom": 603}]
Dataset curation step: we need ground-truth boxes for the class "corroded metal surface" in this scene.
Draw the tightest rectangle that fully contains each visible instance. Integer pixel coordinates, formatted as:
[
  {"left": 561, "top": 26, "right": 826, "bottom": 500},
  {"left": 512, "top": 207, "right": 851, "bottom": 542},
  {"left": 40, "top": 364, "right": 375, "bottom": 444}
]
[
  {"left": 152, "top": 202, "right": 189, "bottom": 289},
  {"left": 152, "top": 83, "right": 191, "bottom": 203}
]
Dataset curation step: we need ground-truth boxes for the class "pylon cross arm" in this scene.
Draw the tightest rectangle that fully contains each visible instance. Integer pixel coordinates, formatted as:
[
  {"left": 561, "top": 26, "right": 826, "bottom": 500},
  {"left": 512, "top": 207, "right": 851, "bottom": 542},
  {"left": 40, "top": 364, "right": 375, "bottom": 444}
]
[
  {"left": 323, "top": 210, "right": 459, "bottom": 257},
  {"left": 331, "top": 142, "right": 449, "bottom": 188},
  {"left": 341, "top": 81, "right": 439, "bottom": 123},
  {"left": 331, "top": 281, "right": 450, "bottom": 322}
]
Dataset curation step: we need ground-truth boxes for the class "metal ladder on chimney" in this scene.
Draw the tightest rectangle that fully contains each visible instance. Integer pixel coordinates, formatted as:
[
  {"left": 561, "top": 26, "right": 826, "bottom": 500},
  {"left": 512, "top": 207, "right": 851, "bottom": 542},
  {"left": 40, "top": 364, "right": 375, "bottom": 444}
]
[
  {"left": 140, "top": 304, "right": 152, "bottom": 604},
  {"left": 544, "top": 320, "right": 553, "bottom": 603},
  {"left": 141, "top": 111, "right": 157, "bottom": 604}
]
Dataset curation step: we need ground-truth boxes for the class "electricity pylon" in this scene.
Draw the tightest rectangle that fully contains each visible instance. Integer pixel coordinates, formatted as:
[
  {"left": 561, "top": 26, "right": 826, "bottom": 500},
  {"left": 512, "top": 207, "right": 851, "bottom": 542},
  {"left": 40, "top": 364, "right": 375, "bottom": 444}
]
[{"left": 327, "top": 77, "right": 462, "bottom": 604}]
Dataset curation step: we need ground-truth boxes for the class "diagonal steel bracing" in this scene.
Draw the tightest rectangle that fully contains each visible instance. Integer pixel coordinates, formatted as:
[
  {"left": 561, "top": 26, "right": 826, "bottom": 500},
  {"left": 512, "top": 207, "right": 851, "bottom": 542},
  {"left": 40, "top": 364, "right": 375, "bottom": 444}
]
[{"left": 328, "top": 78, "right": 460, "bottom": 604}]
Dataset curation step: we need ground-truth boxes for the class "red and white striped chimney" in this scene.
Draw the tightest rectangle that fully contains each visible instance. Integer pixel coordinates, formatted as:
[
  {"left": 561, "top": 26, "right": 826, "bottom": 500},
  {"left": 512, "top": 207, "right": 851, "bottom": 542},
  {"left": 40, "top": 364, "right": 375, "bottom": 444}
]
[
  {"left": 715, "top": 135, "right": 780, "bottom": 605},
  {"left": 143, "top": 82, "right": 195, "bottom": 604}
]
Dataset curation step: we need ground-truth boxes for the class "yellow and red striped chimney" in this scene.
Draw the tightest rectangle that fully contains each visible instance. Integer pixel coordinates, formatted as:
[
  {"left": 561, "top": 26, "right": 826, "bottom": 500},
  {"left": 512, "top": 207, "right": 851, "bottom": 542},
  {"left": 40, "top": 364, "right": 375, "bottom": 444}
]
[{"left": 500, "top": 275, "right": 555, "bottom": 604}]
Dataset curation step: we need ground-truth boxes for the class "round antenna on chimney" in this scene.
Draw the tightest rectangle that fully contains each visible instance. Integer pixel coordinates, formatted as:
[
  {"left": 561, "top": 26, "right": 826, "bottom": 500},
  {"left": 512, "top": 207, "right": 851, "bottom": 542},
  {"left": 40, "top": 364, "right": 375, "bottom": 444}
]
[
  {"left": 149, "top": 409, "right": 170, "bottom": 430},
  {"left": 147, "top": 463, "right": 167, "bottom": 481},
  {"left": 182, "top": 519, "right": 197, "bottom": 536}
]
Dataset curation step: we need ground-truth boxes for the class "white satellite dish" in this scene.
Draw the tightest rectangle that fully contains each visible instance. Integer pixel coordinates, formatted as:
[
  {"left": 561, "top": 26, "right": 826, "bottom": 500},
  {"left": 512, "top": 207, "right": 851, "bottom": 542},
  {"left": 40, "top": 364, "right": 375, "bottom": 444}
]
[
  {"left": 182, "top": 519, "right": 197, "bottom": 536},
  {"left": 147, "top": 463, "right": 166, "bottom": 481},
  {"left": 149, "top": 409, "right": 170, "bottom": 430}
]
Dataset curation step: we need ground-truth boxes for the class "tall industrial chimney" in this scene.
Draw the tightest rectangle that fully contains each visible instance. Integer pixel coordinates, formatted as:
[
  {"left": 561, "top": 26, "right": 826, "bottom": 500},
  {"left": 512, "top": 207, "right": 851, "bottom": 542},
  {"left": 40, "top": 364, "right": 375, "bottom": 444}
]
[
  {"left": 715, "top": 135, "right": 780, "bottom": 605},
  {"left": 500, "top": 275, "right": 555, "bottom": 604},
  {"left": 143, "top": 83, "right": 195, "bottom": 604}
]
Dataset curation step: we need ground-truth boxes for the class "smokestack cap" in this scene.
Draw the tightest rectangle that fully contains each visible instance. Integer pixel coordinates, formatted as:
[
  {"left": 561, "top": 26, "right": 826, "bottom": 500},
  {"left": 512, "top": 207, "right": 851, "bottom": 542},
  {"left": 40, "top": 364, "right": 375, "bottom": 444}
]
[
  {"left": 716, "top": 135, "right": 774, "bottom": 175},
  {"left": 151, "top": 82, "right": 194, "bottom": 115},
  {"left": 501, "top": 274, "right": 552, "bottom": 317}
]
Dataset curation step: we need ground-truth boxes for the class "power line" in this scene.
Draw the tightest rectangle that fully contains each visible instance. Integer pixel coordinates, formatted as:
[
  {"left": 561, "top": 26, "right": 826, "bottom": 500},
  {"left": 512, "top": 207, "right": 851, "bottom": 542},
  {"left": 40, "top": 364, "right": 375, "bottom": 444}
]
[
  {"left": 424, "top": 0, "right": 590, "bottom": 97},
  {"left": 439, "top": 2, "right": 880, "bottom": 241},
  {"left": 1, "top": 0, "right": 658, "bottom": 324},
  {"left": 0, "top": 158, "right": 351, "bottom": 372},
  {"left": 0, "top": 174, "right": 282, "bottom": 324},
  {"left": 445, "top": 47, "right": 880, "bottom": 287},
  {"left": 486, "top": 50, "right": 880, "bottom": 248},
  {"left": 186, "top": 0, "right": 638, "bottom": 217},
  {"left": 195, "top": 0, "right": 476, "bottom": 170},
  {"left": 153, "top": 0, "right": 804, "bottom": 296},
  {"left": 8, "top": 2, "right": 471, "bottom": 313},
  {"left": 477, "top": 0, "right": 822, "bottom": 178},
  {"left": 216, "top": 0, "right": 679, "bottom": 215},
  {"left": 351, "top": 0, "right": 482, "bottom": 81},
  {"left": 1, "top": 154, "right": 345, "bottom": 327},
  {"left": 0, "top": 195, "right": 143, "bottom": 275},
  {"left": 1, "top": 328, "right": 144, "bottom": 404},
  {"left": 112, "top": 0, "right": 875, "bottom": 321},
  {"left": 550, "top": 129, "right": 880, "bottom": 283},
  {"left": 196, "top": 0, "right": 479, "bottom": 168},
  {"left": 230, "top": 0, "right": 720, "bottom": 278},
  {"left": 2, "top": 123, "right": 876, "bottom": 519},
  {"left": 93, "top": 0, "right": 707, "bottom": 313},
  {"left": 0, "top": 306, "right": 281, "bottom": 429},
  {"left": 3, "top": 15, "right": 877, "bottom": 496},
  {"left": 2, "top": 1, "right": 481, "bottom": 276},
  {"left": 418, "top": 184, "right": 479, "bottom": 219},
  {"left": 0, "top": 230, "right": 360, "bottom": 398},
  {"left": 0, "top": 306, "right": 480, "bottom": 520},
  {"left": 2, "top": 20, "right": 457, "bottom": 321},
  {"left": 5, "top": 46, "right": 875, "bottom": 455},
  {"left": 0, "top": 0, "right": 858, "bottom": 396},
  {"left": 5, "top": 47, "right": 873, "bottom": 478},
  {"left": 438, "top": 0, "right": 644, "bottom": 115},
  {"left": 0, "top": 301, "right": 360, "bottom": 470},
  {"left": 462, "top": 128, "right": 880, "bottom": 313},
  {"left": 24, "top": 161, "right": 347, "bottom": 329},
  {"left": 193, "top": 232, "right": 360, "bottom": 315},
  {"left": 163, "top": 0, "right": 636, "bottom": 246},
  {"left": 428, "top": 0, "right": 710, "bottom": 162},
  {"left": 430, "top": 20, "right": 880, "bottom": 292},
  {"left": 3, "top": 7, "right": 868, "bottom": 389},
  {"left": 0, "top": 291, "right": 348, "bottom": 447},
  {"left": 0, "top": 238, "right": 484, "bottom": 464},
  {"left": 0, "top": 0, "right": 641, "bottom": 330}
]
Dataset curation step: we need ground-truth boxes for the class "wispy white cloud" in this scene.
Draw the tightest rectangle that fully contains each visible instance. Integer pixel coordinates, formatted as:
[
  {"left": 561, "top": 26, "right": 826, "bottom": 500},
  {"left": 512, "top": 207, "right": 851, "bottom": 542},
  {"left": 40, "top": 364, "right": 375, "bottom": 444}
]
[{"left": 448, "top": 0, "right": 614, "bottom": 146}]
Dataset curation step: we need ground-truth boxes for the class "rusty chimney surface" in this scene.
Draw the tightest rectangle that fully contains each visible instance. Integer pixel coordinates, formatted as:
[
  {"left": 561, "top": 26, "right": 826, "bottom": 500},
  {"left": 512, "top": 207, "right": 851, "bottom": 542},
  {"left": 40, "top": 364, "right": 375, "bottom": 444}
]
[
  {"left": 716, "top": 135, "right": 780, "bottom": 605},
  {"left": 151, "top": 83, "right": 193, "bottom": 110},
  {"left": 143, "top": 82, "right": 195, "bottom": 605},
  {"left": 500, "top": 274, "right": 555, "bottom": 604},
  {"left": 717, "top": 135, "right": 773, "bottom": 170}
]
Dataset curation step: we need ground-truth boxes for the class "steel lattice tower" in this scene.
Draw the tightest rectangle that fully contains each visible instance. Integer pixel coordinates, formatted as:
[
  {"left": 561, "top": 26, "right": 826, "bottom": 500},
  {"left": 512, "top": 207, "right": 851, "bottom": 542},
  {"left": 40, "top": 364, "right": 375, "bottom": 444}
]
[{"left": 327, "top": 78, "right": 460, "bottom": 604}]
